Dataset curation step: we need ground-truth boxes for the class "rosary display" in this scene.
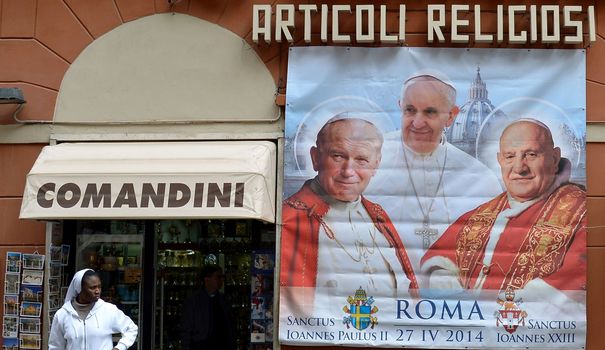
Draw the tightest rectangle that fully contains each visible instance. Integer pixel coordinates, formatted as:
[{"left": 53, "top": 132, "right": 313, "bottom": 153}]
[{"left": 3, "top": 252, "right": 45, "bottom": 350}]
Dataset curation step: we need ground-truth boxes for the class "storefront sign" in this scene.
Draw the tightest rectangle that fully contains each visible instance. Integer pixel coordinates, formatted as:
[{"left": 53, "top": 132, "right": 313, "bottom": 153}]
[
  {"left": 279, "top": 47, "right": 586, "bottom": 348},
  {"left": 20, "top": 141, "right": 277, "bottom": 222},
  {"left": 253, "top": 4, "right": 596, "bottom": 44},
  {"left": 35, "top": 182, "right": 246, "bottom": 209}
]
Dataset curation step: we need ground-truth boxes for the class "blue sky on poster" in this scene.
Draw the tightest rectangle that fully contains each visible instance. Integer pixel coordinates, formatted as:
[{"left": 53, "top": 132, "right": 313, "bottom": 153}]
[{"left": 284, "top": 47, "right": 586, "bottom": 140}]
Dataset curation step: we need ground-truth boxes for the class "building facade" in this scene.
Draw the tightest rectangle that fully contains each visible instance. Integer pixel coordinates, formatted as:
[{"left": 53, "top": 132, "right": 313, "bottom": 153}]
[{"left": 0, "top": 1, "right": 603, "bottom": 349}]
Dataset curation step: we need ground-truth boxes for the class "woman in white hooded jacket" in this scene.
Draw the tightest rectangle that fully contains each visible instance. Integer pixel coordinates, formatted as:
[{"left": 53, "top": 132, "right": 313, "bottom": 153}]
[{"left": 49, "top": 269, "right": 138, "bottom": 350}]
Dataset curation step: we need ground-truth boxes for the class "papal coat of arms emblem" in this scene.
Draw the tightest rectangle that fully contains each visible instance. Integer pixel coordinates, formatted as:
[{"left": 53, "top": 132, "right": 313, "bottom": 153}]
[
  {"left": 495, "top": 288, "right": 528, "bottom": 334},
  {"left": 342, "top": 287, "right": 378, "bottom": 331}
]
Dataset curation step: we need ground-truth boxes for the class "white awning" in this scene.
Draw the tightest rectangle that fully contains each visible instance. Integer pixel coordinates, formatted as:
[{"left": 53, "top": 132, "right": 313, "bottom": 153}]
[{"left": 20, "top": 141, "right": 276, "bottom": 222}]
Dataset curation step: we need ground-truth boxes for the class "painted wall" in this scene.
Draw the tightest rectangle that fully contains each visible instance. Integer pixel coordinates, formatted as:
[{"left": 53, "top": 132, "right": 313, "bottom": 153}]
[{"left": 0, "top": 0, "right": 602, "bottom": 349}]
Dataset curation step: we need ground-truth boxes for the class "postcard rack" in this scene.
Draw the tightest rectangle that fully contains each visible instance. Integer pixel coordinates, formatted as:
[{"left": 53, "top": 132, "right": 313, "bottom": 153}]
[{"left": 3, "top": 251, "right": 46, "bottom": 350}]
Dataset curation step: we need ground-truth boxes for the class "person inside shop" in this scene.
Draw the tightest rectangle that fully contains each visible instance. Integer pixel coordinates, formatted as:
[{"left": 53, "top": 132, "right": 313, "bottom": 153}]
[
  {"left": 179, "top": 265, "right": 236, "bottom": 350},
  {"left": 421, "top": 119, "right": 586, "bottom": 297},
  {"left": 366, "top": 70, "right": 501, "bottom": 286},
  {"left": 281, "top": 115, "right": 419, "bottom": 310},
  {"left": 49, "top": 268, "right": 138, "bottom": 350}
]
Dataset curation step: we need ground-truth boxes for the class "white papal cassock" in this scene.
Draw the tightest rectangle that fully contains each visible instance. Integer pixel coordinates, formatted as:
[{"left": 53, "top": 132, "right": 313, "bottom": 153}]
[
  {"left": 366, "top": 131, "right": 502, "bottom": 288},
  {"left": 313, "top": 194, "right": 412, "bottom": 318}
]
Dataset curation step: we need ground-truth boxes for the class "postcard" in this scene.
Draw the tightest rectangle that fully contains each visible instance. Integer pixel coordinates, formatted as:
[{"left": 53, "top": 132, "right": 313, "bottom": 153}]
[
  {"left": 49, "top": 277, "right": 60, "bottom": 294},
  {"left": 20, "top": 285, "right": 43, "bottom": 302},
  {"left": 251, "top": 297, "right": 265, "bottom": 320},
  {"left": 253, "top": 253, "right": 274, "bottom": 271},
  {"left": 5, "top": 252, "right": 21, "bottom": 273},
  {"left": 48, "top": 310, "right": 56, "bottom": 326},
  {"left": 49, "top": 246, "right": 61, "bottom": 263},
  {"left": 2, "top": 316, "right": 18, "bottom": 338},
  {"left": 19, "top": 333, "right": 41, "bottom": 349},
  {"left": 49, "top": 262, "right": 62, "bottom": 277},
  {"left": 3, "top": 295, "right": 19, "bottom": 316},
  {"left": 48, "top": 294, "right": 61, "bottom": 310},
  {"left": 4, "top": 274, "right": 20, "bottom": 295},
  {"left": 61, "top": 245, "right": 70, "bottom": 266},
  {"left": 22, "top": 254, "right": 44, "bottom": 270},
  {"left": 21, "top": 270, "right": 43, "bottom": 286},
  {"left": 20, "top": 302, "right": 42, "bottom": 318},
  {"left": 3, "top": 337, "right": 18, "bottom": 350},
  {"left": 19, "top": 318, "right": 40, "bottom": 334}
]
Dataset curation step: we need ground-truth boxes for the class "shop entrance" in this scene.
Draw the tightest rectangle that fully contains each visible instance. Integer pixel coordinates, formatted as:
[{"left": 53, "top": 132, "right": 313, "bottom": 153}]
[
  {"left": 19, "top": 141, "right": 278, "bottom": 349},
  {"left": 60, "top": 219, "right": 276, "bottom": 350}
]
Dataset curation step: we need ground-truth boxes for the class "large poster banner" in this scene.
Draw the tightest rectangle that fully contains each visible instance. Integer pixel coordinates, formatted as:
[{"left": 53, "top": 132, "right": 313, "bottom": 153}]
[{"left": 279, "top": 47, "right": 586, "bottom": 349}]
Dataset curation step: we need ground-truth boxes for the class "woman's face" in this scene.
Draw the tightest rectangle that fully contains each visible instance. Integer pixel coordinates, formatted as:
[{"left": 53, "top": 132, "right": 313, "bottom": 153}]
[{"left": 79, "top": 275, "right": 101, "bottom": 303}]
